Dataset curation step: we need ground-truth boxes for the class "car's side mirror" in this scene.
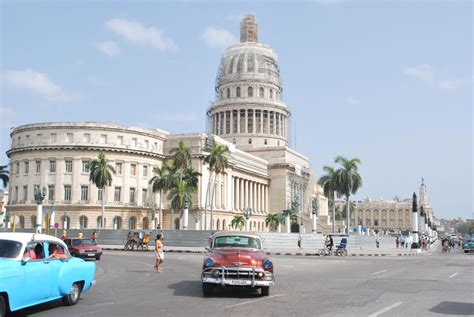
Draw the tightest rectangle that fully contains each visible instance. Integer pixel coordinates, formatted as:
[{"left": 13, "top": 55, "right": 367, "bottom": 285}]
[
  {"left": 205, "top": 246, "right": 211, "bottom": 252},
  {"left": 21, "top": 256, "right": 31, "bottom": 265}
]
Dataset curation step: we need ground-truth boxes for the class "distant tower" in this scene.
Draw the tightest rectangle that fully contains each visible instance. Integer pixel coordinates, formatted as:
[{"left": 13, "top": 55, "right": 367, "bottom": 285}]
[
  {"left": 419, "top": 178, "right": 433, "bottom": 220},
  {"left": 208, "top": 14, "right": 290, "bottom": 149}
]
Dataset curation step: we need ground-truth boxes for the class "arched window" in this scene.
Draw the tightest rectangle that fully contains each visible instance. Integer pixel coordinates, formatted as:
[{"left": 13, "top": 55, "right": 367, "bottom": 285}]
[
  {"left": 143, "top": 217, "right": 149, "bottom": 230},
  {"left": 226, "top": 88, "right": 230, "bottom": 98},
  {"left": 236, "top": 87, "right": 241, "bottom": 97},
  {"left": 217, "top": 219, "right": 221, "bottom": 231},
  {"left": 97, "top": 216, "right": 106, "bottom": 228},
  {"left": 19, "top": 215, "right": 25, "bottom": 229},
  {"left": 61, "top": 216, "right": 70, "bottom": 229},
  {"left": 113, "top": 216, "right": 122, "bottom": 230},
  {"left": 79, "top": 216, "right": 88, "bottom": 229},
  {"left": 247, "top": 86, "right": 253, "bottom": 97},
  {"left": 222, "top": 219, "right": 226, "bottom": 231},
  {"left": 259, "top": 87, "right": 264, "bottom": 98},
  {"left": 30, "top": 215, "right": 37, "bottom": 229},
  {"left": 129, "top": 216, "right": 137, "bottom": 230},
  {"left": 269, "top": 89, "right": 273, "bottom": 99}
]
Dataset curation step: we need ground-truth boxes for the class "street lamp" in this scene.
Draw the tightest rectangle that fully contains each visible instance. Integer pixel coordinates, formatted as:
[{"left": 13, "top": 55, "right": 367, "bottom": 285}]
[
  {"left": 411, "top": 192, "right": 420, "bottom": 250},
  {"left": 243, "top": 207, "right": 252, "bottom": 231},
  {"left": 193, "top": 211, "right": 200, "bottom": 231},
  {"left": 311, "top": 197, "right": 318, "bottom": 234},
  {"left": 183, "top": 193, "right": 189, "bottom": 230},
  {"left": 34, "top": 186, "right": 47, "bottom": 233},
  {"left": 283, "top": 209, "right": 292, "bottom": 233}
]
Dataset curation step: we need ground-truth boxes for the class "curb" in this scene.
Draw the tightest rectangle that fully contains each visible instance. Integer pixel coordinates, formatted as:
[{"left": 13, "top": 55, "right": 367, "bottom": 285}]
[{"left": 102, "top": 247, "right": 430, "bottom": 257}]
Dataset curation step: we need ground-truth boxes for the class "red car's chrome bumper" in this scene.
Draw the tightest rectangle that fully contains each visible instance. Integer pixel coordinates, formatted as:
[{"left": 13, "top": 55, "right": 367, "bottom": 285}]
[{"left": 202, "top": 267, "right": 274, "bottom": 287}]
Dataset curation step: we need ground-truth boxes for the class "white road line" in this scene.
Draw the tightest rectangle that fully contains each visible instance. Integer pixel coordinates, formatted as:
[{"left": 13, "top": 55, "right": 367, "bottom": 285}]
[
  {"left": 225, "top": 294, "right": 285, "bottom": 309},
  {"left": 371, "top": 270, "right": 388, "bottom": 275},
  {"left": 449, "top": 272, "right": 459, "bottom": 278},
  {"left": 279, "top": 265, "right": 295, "bottom": 268},
  {"left": 368, "top": 301, "right": 403, "bottom": 317}
]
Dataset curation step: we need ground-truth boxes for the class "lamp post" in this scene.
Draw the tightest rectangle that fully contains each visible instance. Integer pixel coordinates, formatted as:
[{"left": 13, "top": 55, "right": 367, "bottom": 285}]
[
  {"left": 63, "top": 212, "right": 68, "bottom": 230},
  {"left": 411, "top": 192, "right": 420, "bottom": 250},
  {"left": 283, "top": 209, "right": 291, "bottom": 233},
  {"left": 183, "top": 193, "right": 189, "bottom": 230},
  {"left": 34, "top": 186, "right": 47, "bottom": 233},
  {"left": 49, "top": 202, "right": 55, "bottom": 233},
  {"left": 193, "top": 211, "right": 200, "bottom": 231},
  {"left": 152, "top": 208, "right": 156, "bottom": 230},
  {"left": 243, "top": 208, "right": 252, "bottom": 231},
  {"left": 311, "top": 197, "right": 318, "bottom": 234}
]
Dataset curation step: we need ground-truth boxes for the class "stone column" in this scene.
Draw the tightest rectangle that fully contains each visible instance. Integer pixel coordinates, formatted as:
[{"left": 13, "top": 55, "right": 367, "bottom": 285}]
[
  {"left": 240, "top": 178, "right": 244, "bottom": 211},
  {"left": 260, "top": 110, "right": 263, "bottom": 134},
  {"left": 249, "top": 182, "right": 254, "bottom": 211},
  {"left": 265, "top": 185, "right": 269, "bottom": 213},
  {"left": 230, "top": 110, "right": 234, "bottom": 134},
  {"left": 253, "top": 110, "right": 256, "bottom": 134},
  {"left": 237, "top": 110, "right": 241, "bottom": 134}
]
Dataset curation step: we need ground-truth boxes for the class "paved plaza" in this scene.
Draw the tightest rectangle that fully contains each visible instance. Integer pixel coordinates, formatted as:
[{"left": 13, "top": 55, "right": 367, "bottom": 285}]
[{"left": 10, "top": 247, "right": 474, "bottom": 317}]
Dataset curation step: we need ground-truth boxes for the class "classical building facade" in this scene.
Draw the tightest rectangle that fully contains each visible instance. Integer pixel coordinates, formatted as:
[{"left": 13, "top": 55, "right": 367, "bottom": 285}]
[{"left": 5, "top": 14, "right": 329, "bottom": 231}]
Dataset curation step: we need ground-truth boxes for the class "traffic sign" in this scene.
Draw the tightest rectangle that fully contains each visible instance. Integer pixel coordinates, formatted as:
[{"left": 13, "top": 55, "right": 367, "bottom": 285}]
[{"left": 54, "top": 222, "right": 59, "bottom": 229}]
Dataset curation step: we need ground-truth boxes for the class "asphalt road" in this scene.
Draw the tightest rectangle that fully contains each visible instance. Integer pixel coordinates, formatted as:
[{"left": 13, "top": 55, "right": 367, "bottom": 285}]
[{"left": 12, "top": 249, "right": 474, "bottom": 317}]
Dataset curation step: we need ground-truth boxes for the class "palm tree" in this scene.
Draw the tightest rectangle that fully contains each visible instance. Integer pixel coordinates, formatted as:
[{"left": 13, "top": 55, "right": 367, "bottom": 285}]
[
  {"left": 334, "top": 156, "right": 362, "bottom": 234},
  {"left": 170, "top": 140, "right": 192, "bottom": 171},
  {"left": 89, "top": 152, "right": 116, "bottom": 228},
  {"left": 0, "top": 165, "right": 9, "bottom": 188},
  {"left": 203, "top": 140, "right": 229, "bottom": 230},
  {"left": 265, "top": 214, "right": 279, "bottom": 232},
  {"left": 183, "top": 166, "right": 201, "bottom": 189},
  {"left": 149, "top": 165, "right": 171, "bottom": 229},
  {"left": 318, "top": 166, "right": 338, "bottom": 233},
  {"left": 167, "top": 180, "right": 196, "bottom": 215},
  {"left": 231, "top": 215, "right": 245, "bottom": 230}
]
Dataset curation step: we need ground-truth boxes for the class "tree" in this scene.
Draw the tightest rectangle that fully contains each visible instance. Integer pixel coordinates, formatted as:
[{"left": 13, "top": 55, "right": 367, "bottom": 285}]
[
  {"left": 89, "top": 152, "right": 116, "bottom": 228},
  {"left": 265, "top": 214, "right": 279, "bottom": 232},
  {"left": 334, "top": 156, "right": 362, "bottom": 234},
  {"left": 149, "top": 165, "right": 171, "bottom": 229},
  {"left": 170, "top": 140, "right": 192, "bottom": 171},
  {"left": 167, "top": 179, "right": 196, "bottom": 217},
  {"left": 318, "top": 166, "right": 337, "bottom": 233},
  {"left": 183, "top": 166, "right": 200, "bottom": 189},
  {"left": 0, "top": 165, "right": 9, "bottom": 188},
  {"left": 203, "top": 140, "right": 229, "bottom": 230},
  {"left": 231, "top": 215, "right": 245, "bottom": 230}
]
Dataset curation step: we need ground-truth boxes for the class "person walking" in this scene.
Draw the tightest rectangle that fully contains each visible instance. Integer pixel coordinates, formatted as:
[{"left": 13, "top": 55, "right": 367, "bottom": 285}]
[
  {"left": 154, "top": 233, "right": 164, "bottom": 272},
  {"left": 61, "top": 230, "right": 67, "bottom": 241},
  {"left": 395, "top": 236, "right": 400, "bottom": 249},
  {"left": 91, "top": 231, "right": 97, "bottom": 243},
  {"left": 376, "top": 235, "right": 380, "bottom": 248},
  {"left": 297, "top": 233, "right": 303, "bottom": 250}
]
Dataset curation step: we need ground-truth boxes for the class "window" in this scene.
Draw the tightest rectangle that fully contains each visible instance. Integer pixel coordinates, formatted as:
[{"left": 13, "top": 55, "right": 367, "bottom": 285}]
[
  {"left": 18, "top": 136, "right": 21, "bottom": 145},
  {"left": 49, "top": 160, "right": 56, "bottom": 173},
  {"left": 35, "top": 161, "right": 41, "bottom": 173},
  {"left": 153, "top": 142, "right": 158, "bottom": 151},
  {"left": 117, "top": 135, "right": 123, "bottom": 145},
  {"left": 23, "top": 185, "right": 28, "bottom": 202},
  {"left": 37, "top": 133, "right": 42, "bottom": 142},
  {"left": 82, "top": 160, "right": 90, "bottom": 173},
  {"left": 97, "top": 216, "right": 106, "bottom": 228},
  {"left": 81, "top": 185, "right": 89, "bottom": 201},
  {"left": 14, "top": 186, "right": 18, "bottom": 202},
  {"left": 113, "top": 216, "right": 122, "bottom": 229},
  {"left": 64, "top": 185, "right": 72, "bottom": 201},
  {"left": 248, "top": 86, "right": 253, "bottom": 97},
  {"left": 83, "top": 133, "right": 91, "bottom": 143},
  {"left": 142, "top": 217, "right": 149, "bottom": 230},
  {"left": 24, "top": 161, "right": 29, "bottom": 174},
  {"left": 259, "top": 87, "right": 264, "bottom": 98},
  {"left": 374, "top": 220, "right": 379, "bottom": 226},
  {"left": 51, "top": 133, "right": 57, "bottom": 143},
  {"left": 115, "top": 163, "right": 123, "bottom": 175},
  {"left": 129, "top": 187, "right": 136, "bottom": 203},
  {"left": 16, "top": 162, "right": 19, "bottom": 173},
  {"left": 33, "top": 185, "right": 40, "bottom": 197},
  {"left": 100, "top": 134, "right": 107, "bottom": 144},
  {"left": 79, "top": 216, "right": 88, "bottom": 229},
  {"left": 98, "top": 188, "right": 103, "bottom": 201},
  {"left": 130, "top": 164, "right": 137, "bottom": 176},
  {"left": 48, "top": 185, "right": 55, "bottom": 201},
  {"left": 236, "top": 87, "right": 241, "bottom": 97},
  {"left": 65, "top": 160, "right": 73, "bottom": 173},
  {"left": 144, "top": 140, "right": 149, "bottom": 149},
  {"left": 269, "top": 89, "right": 273, "bottom": 99},
  {"left": 142, "top": 189, "right": 147, "bottom": 204},
  {"left": 264, "top": 139, "right": 268, "bottom": 145},
  {"left": 248, "top": 138, "right": 252, "bottom": 144},
  {"left": 132, "top": 138, "right": 137, "bottom": 147},
  {"left": 226, "top": 88, "right": 230, "bottom": 98},
  {"left": 114, "top": 187, "right": 122, "bottom": 202},
  {"left": 143, "top": 165, "right": 148, "bottom": 177},
  {"left": 26, "top": 135, "right": 30, "bottom": 143},
  {"left": 129, "top": 217, "right": 137, "bottom": 230},
  {"left": 67, "top": 133, "right": 73, "bottom": 142}
]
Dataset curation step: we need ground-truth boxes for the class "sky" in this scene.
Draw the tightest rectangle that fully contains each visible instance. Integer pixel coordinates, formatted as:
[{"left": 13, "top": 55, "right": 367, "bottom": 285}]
[{"left": 1, "top": 0, "right": 472, "bottom": 220}]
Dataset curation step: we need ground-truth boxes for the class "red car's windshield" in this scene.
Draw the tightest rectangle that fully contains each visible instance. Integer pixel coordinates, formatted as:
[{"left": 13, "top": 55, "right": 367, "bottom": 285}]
[
  {"left": 0, "top": 239, "right": 23, "bottom": 258},
  {"left": 72, "top": 239, "right": 96, "bottom": 247},
  {"left": 213, "top": 236, "right": 261, "bottom": 249}
]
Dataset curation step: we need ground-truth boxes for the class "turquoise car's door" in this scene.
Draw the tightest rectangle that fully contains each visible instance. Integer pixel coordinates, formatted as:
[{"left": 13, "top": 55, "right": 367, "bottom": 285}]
[{"left": 23, "top": 242, "right": 54, "bottom": 304}]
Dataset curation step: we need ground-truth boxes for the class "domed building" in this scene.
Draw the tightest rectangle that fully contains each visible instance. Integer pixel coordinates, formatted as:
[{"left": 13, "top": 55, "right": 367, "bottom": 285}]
[{"left": 5, "top": 14, "right": 329, "bottom": 232}]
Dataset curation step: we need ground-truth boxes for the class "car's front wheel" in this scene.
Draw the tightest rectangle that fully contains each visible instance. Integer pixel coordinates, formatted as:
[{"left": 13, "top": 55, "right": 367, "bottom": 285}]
[
  {"left": 261, "top": 287, "right": 270, "bottom": 296},
  {"left": 96, "top": 255, "right": 101, "bottom": 261},
  {"left": 202, "top": 283, "right": 213, "bottom": 296},
  {"left": 62, "top": 282, "right": 82, "bottom": 306},
  {"left": 0, "top": 295, "right": 7, "bottom": 317}
]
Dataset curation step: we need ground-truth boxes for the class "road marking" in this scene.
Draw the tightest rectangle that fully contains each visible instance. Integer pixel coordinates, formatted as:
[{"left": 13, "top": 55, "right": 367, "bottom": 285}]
[
  {"left": 449, "top": 272, "right": 459, "bottom": 278},
  {"left": 371, "top": 270, "right": 388, "bottom": 275},
  {"left": 279, "top": 265, "right": 295, "bottom": 268},
  {"left": 368, "top": 301, "right": 403, "bottom": 317},
  {"left": 225, "top": 294, "right": 285, "bottom": 309}
]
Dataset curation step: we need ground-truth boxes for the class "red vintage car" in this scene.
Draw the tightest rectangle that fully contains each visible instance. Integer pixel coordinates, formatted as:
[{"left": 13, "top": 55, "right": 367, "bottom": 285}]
[{"left": 201, "top": 232, "right": 274, "bottom": 296}]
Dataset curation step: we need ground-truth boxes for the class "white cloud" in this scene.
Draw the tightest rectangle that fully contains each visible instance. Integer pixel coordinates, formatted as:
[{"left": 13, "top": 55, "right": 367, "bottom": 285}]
[
  {"left": 402, "top": 64, "right": 435, "bottom": 84},
  {"left": 154, "top": 112, "right": 199, "bottom": 123},
  {"left": 96, "top": 41, "right": 120, "bottom": 57},
  {"left": 105, "top": 18, "right": 177, "bottom": 52},
  {"left": 3, "top": 69, "right": 79, "bottom": 101},
  {"left": 200, "top": 27, "right": 237, "bottom": 50},
  {"left": 438, "top": 79, "right": 466, "bottom": 90},
  {"left": 346, "top": 96, "right": 360, "bottom": 105}
]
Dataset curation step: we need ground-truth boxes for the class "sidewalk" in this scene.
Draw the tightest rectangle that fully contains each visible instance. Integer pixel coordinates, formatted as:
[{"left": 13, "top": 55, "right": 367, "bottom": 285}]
[{"left": 99, "top": 244, "right": 431, "bottom": 257}]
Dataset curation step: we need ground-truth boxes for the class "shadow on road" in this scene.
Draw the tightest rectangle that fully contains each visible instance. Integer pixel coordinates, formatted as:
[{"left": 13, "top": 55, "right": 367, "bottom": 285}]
[
  {"left": 168, "top": 280, "right": 262, "bottom": 298},
  {"left": 429, "top": 301, "right": 474, "bottom": 315},
  {"left": 10, "top": 298, "right": 76, "bottom": 316}
]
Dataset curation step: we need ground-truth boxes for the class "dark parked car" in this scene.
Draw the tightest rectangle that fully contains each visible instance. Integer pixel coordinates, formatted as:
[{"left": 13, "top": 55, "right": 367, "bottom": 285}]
[{"left": 64, "top": 238, "right": 102, "bottom": 260}]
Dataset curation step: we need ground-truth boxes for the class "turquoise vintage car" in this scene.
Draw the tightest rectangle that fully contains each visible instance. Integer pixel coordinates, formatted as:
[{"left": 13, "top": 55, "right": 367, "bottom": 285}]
[
  {"left": 0, "top": 232, "right": 96, "bottom": 317},
  {"left": 463, "top": 237, "right": 474, "bottom": 253}
]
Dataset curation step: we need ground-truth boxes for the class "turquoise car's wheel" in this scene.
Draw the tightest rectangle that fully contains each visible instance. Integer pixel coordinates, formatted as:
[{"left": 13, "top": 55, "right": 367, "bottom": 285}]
[
  {"left": 0, "top": 295, "right": 6, "bottom": 317},
  {"left": 62, "top": 282, "right": 81, "bottom": 306}
]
